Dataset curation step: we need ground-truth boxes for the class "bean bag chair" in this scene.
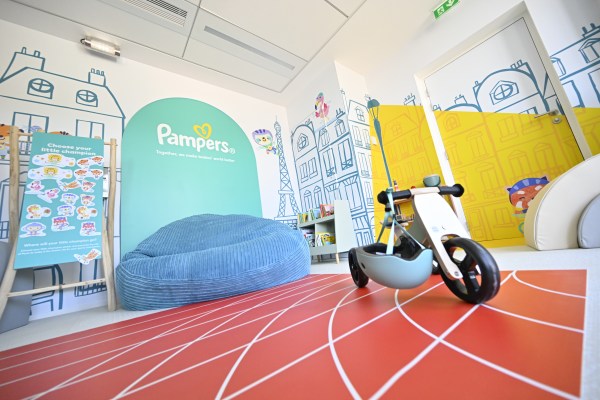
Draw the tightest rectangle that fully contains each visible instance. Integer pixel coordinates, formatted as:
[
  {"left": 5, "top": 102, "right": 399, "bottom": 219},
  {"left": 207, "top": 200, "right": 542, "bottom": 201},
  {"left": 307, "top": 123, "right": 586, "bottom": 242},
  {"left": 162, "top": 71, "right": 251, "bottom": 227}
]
[{"left": 116, "top": 214, "right": 310, "bottom": 310}]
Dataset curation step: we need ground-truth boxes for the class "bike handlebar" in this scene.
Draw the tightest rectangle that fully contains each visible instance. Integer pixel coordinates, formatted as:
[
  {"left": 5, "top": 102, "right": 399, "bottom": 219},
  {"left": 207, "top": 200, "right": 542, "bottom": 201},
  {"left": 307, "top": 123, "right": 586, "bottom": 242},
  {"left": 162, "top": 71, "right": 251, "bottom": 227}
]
[{"left": 377, "top": 183, "right": 465, "bottom": 205}]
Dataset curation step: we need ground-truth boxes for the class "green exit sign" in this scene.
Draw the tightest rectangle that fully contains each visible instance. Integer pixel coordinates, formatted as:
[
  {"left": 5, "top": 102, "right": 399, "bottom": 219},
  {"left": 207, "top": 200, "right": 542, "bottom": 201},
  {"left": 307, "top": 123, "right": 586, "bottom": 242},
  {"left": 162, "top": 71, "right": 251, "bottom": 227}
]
[{"left": 434, "top": 0, "right": 460, "bottom": 19}]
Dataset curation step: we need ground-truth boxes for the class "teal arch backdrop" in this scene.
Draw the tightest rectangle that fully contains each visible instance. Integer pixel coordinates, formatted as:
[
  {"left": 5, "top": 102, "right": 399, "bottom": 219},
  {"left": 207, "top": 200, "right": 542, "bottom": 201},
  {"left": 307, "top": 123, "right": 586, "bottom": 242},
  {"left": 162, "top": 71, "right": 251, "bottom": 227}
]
[{"left": 121, "top": 98, "right": 262, "bottom": 255}]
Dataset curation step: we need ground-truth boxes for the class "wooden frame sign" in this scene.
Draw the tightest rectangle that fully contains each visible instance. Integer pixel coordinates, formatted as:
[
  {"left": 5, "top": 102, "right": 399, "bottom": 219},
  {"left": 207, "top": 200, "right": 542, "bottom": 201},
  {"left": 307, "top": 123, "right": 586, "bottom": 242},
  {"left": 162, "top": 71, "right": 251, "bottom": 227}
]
[{"left": 14, "top": 132, "right": 105, "bottom": 269}]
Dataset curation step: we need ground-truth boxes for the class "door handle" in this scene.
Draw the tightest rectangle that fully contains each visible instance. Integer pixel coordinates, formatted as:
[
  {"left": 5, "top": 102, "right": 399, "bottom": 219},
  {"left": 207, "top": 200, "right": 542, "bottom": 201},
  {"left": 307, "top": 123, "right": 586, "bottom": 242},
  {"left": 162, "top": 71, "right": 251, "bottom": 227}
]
[{"left": 535, "top": 109, "right": 562, "bottom": 124}]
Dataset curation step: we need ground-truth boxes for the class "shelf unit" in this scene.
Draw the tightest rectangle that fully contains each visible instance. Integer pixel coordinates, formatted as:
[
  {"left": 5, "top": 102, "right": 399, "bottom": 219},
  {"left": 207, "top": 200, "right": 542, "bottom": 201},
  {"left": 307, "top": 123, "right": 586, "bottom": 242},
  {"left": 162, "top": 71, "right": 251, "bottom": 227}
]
[{"left": 298, "top": 200, "right": 357, "bottom": 263}]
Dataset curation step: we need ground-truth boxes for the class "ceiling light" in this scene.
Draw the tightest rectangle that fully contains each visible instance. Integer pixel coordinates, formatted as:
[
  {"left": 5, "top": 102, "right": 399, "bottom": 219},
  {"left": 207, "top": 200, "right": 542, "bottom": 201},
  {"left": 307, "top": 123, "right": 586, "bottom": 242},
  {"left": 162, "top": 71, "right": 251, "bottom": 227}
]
[{"left": 80, "top": 37, "right": 121, "bottom": 57}]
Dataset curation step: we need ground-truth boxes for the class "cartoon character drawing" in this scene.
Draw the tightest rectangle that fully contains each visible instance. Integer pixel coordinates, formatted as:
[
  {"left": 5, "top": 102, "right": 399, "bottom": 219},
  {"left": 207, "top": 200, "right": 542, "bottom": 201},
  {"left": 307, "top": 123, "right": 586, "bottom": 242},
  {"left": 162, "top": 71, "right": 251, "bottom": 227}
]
[
  {"left": 91, "top": 156, "right": 104, "bottom": 165},
  {"left": 26, "top": 204, "right": 51, "bottom": 219},
  {"left": 74, "top": 248, "right": 101, "bottom": 265},
  {"left": 76, "top": 206, "right": 97, "bottom": 220},
  {"left": 32, "top": 153, "right": 75, "bottom": 167},
  {"left": 80, "top": 221, "right": 100, "bottom": 236},
  {"left": 81, "top": 195, "right": 95, "bottom": 206},
  {"left": 60, "top": 193, "right": 79, "bottom": 205},
  {"left": 81, "top": 180, "right": 96, "bottom": 192},
  {"left": 0, "top": 127, "right": 9, "bottom": 160},
  {"left": 58, "top": 180, "right": 81, "bottom": 191},
  {"left": 77, "top": 158, "right": 90, "bottom": 169},
  {"left": 57, "top": 204, "right": 75, "bottom": 216},
  {"left": 90, "top": 169, "right": 103, "bottom": 179},
  {"left": 507, "top": 176, "right": 550, "bottom": 214},
  {"left": 251, "top": 129, "right": 277, "bottom": 155},
  {"left": 51, "top": 216, "right": 74, "bottom": 231},
  {"left": 20, "top": 222, "right": 46, "bottom": 237},
  {"left": 37, "top": 188, "right": 61, "bottom": 203},
  {"left": 74, "top": 169, "right": 90, "bottom": 180},
  {"left": 25, "top": 180, "right": 44, "bottom": 194},
  {"left": 28, "top": 165, "right": 72, "bottom": 180},
  {"left": 314, "top": 92, "right": 330, "bottom": 121}
]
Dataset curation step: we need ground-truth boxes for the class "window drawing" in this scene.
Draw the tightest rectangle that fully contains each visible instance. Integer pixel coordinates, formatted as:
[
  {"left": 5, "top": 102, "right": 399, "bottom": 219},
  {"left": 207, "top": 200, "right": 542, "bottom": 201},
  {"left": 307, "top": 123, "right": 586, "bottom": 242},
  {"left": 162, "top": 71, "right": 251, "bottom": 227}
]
[
  {"left": 313, "top": 186, "right": 323, "bottom": 206},
  {"left": 363, "top": 181, "right": 373, "bottom": 205},
  {"left": 490, "top": 80, "right": 519, "bottom": 104},
  {"left": 339, "top": 139, "right": 353, "bottom": 170},
  {"left": 580, "top": 38, "right": 600, "bottom": 63},
  {"left": 362, "top": 129, "right": 370, "bottom": 148},
  {"left": 319, "top": 128, "right": 330, "bottom": 147},
  {"left": 13, "top": 112, "right": 48, "bottom": 134},
  {"left": 358, "top": 152, "right": 370, "bottom": 177},
  {"left": 352, "top": 126, "right": 362, "bottom": 145},
  {"left": 334, "top": 119, "right": 345, "bottom": 137},
  {"left": 298, "top": 133, "right": 308, "bottom": 151},
  {"left": 551, "top": 57, "right": 566, "bottom": 77},
  {"left": 323, "top": 148, "right": 336, "bottom": 177},
  {"left": 27, "top": 78, "right": 54, "bottom": 99},
  {"left": 521, "top": 107, "right": 537, "bottom": 114},
  {"left": 76, "top": 89, "right": 98, "bottom": 107},
  {"left": 76, "top": 120, "right": 104, "bottom": 139},
  {"left": 299, "top": 162, "right": 308, "bottom": 182},
  {"left": 308, "top": 158, "right": 317, "bottom": 178},
  {"left": 303, "top": 190, "right": 312, "bottom": 210},
  {"left": 355, "top": 107, "right": 365, "bottom": 122}
]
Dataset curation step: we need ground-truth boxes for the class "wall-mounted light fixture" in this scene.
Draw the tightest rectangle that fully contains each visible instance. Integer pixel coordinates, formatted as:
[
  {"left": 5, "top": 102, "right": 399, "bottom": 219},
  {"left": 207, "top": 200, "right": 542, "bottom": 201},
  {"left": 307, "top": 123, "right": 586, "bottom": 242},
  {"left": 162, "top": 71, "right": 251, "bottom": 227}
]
[{"left": 80, "top": 37, "right": 120, "bottom": 57}]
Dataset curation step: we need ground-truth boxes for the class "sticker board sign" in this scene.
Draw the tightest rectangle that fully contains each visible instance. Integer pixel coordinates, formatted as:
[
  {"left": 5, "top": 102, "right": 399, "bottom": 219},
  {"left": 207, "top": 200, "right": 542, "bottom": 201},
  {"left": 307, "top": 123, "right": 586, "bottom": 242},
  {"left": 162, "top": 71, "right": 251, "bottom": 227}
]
[{"left": 14, "top": 132, "right": 105, "bottom": 269}]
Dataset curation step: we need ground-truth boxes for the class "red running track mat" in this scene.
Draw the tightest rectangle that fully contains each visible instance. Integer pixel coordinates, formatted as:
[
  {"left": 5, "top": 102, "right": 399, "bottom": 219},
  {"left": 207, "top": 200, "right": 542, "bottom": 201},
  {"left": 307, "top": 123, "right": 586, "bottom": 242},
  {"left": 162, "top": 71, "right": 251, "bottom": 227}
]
[{"left": 0, "top": 270, "right": 586, "bottom": 399}]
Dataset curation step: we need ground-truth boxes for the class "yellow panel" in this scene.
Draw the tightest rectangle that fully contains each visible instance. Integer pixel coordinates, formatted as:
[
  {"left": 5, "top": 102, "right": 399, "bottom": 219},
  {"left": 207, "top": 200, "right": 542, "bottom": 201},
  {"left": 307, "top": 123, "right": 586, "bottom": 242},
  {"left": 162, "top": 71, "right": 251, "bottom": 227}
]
[
  {"left": 573, "top": 107, "right": 600, "bottom": 155},
  {"left": 435, "top": 110, "right": 583, "bottom": 242},
  {"left": 370, "top": 105, "right": 443, "bottom": 244}
]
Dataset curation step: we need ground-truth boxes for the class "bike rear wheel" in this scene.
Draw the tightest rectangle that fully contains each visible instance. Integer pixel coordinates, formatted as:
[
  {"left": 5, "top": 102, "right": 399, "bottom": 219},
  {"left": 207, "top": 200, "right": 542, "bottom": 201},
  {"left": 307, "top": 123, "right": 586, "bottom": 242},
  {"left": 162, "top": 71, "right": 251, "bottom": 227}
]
[{"left": 440, "top": 237, "right": 500, "bottom": 303}]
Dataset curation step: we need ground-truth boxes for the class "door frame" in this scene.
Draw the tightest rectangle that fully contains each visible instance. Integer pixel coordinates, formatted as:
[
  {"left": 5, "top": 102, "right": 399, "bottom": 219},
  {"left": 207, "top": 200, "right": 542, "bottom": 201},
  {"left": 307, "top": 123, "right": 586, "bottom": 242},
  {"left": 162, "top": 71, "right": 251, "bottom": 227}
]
[{"left": 414, "top": 2, "right": 591, "bottom": 229}]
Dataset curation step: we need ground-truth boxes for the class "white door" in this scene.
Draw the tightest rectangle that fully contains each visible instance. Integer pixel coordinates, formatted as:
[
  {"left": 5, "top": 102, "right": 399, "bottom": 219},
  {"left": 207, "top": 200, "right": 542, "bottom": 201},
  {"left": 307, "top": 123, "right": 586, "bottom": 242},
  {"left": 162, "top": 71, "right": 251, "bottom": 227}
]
[{"left": 420, "top": 15, "right": 587, "bottom": 244}]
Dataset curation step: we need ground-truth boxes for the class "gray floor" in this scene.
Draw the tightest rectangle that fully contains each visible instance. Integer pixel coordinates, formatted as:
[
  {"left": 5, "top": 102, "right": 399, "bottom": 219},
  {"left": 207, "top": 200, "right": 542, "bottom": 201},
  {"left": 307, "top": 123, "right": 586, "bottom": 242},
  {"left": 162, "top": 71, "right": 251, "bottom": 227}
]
[{"left": 1, "top": 246, "right": 599, "bottom": 398}]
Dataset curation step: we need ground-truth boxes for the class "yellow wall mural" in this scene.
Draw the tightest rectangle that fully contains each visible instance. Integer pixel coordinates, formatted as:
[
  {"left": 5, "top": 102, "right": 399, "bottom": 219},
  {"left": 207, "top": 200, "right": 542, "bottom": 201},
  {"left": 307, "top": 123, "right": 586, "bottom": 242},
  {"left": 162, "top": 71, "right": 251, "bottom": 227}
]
[
  {"left": 370, "top": 105, "right": 443, "bottom": 244},
  {"left": 371, "top": 105, "right": 585, "bottom": 247},
  {"left": 435, "top": 110, "right": 583, "bottom": 246},
  {"left": 573, "top": 107, "right": 600, "bottom": 155}
]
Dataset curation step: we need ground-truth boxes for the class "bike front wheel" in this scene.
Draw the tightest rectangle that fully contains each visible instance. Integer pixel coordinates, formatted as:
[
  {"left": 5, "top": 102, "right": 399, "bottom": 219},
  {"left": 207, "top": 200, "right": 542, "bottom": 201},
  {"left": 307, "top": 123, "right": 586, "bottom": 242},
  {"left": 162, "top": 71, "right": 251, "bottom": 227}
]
[{"left": 440, "top": 237, "right": 500, "bottom": 304}]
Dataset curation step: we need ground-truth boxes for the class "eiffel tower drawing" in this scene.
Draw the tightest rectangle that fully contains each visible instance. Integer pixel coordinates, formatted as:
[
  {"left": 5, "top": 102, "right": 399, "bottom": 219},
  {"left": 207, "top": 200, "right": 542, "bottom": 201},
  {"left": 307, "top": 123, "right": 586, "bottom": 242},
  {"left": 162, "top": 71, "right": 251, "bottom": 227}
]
[{"left": 273, "top": 119, "right": 300, "bottom": 228}]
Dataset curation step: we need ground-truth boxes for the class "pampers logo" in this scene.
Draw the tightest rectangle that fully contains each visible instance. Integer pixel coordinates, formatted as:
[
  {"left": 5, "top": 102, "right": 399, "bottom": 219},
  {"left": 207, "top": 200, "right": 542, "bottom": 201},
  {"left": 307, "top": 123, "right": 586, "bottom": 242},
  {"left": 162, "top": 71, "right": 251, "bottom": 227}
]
[{"left": 156, "top": 123, "right": 235, "bottom": 154}]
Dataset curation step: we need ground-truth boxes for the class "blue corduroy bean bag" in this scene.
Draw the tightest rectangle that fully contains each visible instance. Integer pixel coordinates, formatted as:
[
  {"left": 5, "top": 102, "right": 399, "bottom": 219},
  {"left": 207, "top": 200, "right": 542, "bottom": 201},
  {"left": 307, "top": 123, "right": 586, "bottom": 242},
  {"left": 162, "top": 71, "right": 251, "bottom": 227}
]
[{"left": 116, "top": 214, "right": 310, "bottom": 310}]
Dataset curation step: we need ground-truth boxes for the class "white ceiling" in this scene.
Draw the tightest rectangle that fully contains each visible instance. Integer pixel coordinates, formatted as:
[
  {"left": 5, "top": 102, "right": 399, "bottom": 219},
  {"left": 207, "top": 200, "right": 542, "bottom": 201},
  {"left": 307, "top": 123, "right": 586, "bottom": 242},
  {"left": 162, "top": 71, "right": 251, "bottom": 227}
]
[{"left": 1, "top": 0, "right": 442, "bottom": 103}]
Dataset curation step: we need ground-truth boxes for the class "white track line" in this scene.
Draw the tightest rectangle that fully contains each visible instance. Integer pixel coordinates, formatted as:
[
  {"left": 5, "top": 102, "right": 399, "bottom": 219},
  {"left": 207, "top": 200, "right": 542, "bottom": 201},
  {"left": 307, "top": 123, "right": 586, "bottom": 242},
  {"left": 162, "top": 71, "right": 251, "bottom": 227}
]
[
  {"left": 6, "top": 279, "right": 353, "bottom": 391},
  {"left": 327, "top": 289, "right": 363, "bottom": 400},
  {"left": 393, "top": 300, "right": 579, "bottom": 400},
  {"left": 115, "top": 278, "right": 350, "bottom": 398},
  {"left": 2, "top": 275, "right": 340, "bottom": 372},
  {"left": 214, "top": 279, "right": 346, "bottom": 399},
  {"left": 223, "top": 282, "right": 446, "bottom": 399},
  {"left": 328, "top": 281, "right": 446, "bottom": 400},
  {"left": 122, "top": 287, "right": 388, "bottom": 399},
  {"left": 0, "top": 274, "right": 336, "bottom": 363},
  {"left": 482, "top": 304, "right": 584, "bottom": 333},
  {"left": 375, "top": 271, "right": 580, "bottom": 400},
  {"left": 27, "top": 282, "right": 303, "bottom": 400},
  {"left": 513, "top": 271, "right": 586, "bottom": 298}
]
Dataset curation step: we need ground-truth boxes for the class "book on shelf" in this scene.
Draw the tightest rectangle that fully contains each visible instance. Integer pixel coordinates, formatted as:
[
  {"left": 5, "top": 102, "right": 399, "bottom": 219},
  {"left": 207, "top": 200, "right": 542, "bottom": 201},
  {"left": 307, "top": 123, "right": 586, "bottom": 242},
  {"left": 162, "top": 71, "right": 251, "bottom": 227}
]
[
  {"left": 297, "top": 212, "right": 310, "bottom": 224},
  {"left": 300, "top": 228, "right": 315, "bottom": 247},
  {"left": 315, "top": 232, "right": 335, "bottom": 246},
  {"left": 310, "top": 207, "right": 321, "bottom": 220},
  {"left": 319, "top": 203, "right": 334, "bottom": 217}
]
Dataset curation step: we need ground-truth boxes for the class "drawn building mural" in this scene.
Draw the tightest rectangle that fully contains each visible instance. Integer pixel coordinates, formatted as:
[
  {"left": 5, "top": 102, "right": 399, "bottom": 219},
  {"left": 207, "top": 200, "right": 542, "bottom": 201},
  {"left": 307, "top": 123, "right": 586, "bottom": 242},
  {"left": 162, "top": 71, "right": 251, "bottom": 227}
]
[
  {"left": 550, "top": 22, "right": 600, "bottom": 154},
  {"left": 0, "top": 47, "right": 125, "bottom": 318},
  {"left": 291, "top": 102, "right": 374, "bottom": 247}
]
